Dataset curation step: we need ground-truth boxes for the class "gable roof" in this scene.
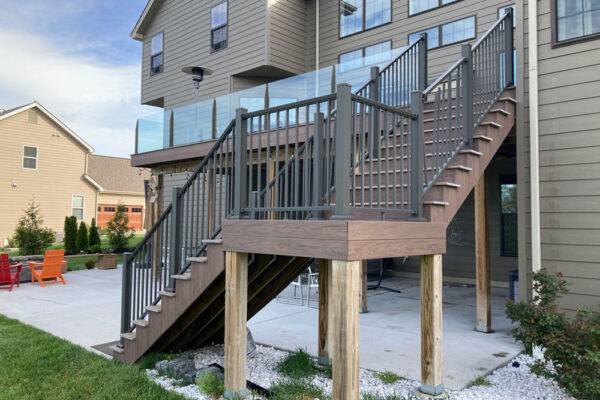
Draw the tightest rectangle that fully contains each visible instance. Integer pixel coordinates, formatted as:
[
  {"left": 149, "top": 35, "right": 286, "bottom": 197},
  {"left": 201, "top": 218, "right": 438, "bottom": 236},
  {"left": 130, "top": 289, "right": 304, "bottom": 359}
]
[
  {"left": 0, "top": 101, "right": 94, "bottom": 153},
  {"left": 87, "top": 155, "right": 151, "bottom": 194},
  {"left": 131, "top": 0, "right": 163, "bottom": 41}
]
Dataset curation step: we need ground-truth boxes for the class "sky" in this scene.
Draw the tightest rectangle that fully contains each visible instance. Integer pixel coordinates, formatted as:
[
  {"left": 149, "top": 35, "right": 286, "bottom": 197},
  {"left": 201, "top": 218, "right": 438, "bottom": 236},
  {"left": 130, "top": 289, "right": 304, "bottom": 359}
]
[{"left": 0, "top": 0, "right": 153, "bottom": 157}]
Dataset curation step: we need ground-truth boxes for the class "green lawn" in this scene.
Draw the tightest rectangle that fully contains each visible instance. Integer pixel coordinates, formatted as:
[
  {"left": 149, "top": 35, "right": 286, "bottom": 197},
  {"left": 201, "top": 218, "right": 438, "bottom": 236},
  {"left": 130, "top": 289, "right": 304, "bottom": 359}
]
[
  {"left": 0, "top": 314, "right": 182, "bottom": 400},
  {"left": 4, "top": 234, "right": 145, "bottom": 257}
]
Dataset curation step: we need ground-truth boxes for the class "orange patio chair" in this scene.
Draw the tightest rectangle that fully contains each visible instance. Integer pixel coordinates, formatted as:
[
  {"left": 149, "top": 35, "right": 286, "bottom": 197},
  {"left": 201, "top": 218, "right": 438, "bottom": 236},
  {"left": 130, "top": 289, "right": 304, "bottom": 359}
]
[{"left": 29, "top": 249, "right": 67, "bottom": 287}]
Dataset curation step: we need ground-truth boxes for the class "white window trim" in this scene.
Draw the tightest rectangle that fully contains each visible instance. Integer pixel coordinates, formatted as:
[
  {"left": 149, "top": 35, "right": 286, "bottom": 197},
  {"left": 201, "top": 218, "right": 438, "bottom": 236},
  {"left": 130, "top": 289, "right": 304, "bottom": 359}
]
[
  {"left": 72, "top": 195, "right": 85, "bottom": 221},
  {"left": 22, "top": 145, "right": 38, "bottom": 170}
]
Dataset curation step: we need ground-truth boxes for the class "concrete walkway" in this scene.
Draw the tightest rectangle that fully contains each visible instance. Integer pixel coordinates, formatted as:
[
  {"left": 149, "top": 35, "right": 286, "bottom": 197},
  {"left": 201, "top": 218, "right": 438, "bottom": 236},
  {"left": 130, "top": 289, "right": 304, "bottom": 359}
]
[
  {"left": 0, "top": 267, "right": 122, "bottom": 352},
  {"left": 249, "top": 277, "right": 522, "bottom": 390},
  {"left": 0, "top": 268, "right": 522, "bottom": 390}
]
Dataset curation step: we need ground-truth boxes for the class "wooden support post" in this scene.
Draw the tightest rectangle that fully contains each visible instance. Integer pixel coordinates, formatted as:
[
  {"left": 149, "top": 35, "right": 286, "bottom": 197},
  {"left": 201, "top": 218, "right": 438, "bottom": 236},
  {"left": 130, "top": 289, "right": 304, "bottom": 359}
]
[
  {"left": 475, "top": 174, "right": 491, "bottom": 333},
  {"left": 360, "top": 260, "right": 368, "bottom": 313},
  {"left": 331, "top": 259, "right": 360, "bottom": 400},
  {"left": 420, "top": 254, "right": 444, "bottom": 396},
  {"left": 318, "top": 259, "right": 333, "bottom": 365},
  {"left": 224, "top": 251, "right": 249, "bottom": 399}
]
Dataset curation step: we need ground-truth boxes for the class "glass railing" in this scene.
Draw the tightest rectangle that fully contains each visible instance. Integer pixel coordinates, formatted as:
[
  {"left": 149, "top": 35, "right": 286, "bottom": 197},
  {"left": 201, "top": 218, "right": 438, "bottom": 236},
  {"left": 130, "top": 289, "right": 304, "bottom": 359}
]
[{"left": 135, "top": 46, "right": 407, "bottom": 153}]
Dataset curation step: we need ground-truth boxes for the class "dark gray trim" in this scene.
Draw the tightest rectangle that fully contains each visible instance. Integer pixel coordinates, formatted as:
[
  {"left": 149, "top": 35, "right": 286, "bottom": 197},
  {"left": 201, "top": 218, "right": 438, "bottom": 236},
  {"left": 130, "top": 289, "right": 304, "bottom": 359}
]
[
  {"left": 551, "top": 0, "right": 600, "bottom": 48},
  {"left": 338, "top": 0, "right": 392, "bottom": 39}
]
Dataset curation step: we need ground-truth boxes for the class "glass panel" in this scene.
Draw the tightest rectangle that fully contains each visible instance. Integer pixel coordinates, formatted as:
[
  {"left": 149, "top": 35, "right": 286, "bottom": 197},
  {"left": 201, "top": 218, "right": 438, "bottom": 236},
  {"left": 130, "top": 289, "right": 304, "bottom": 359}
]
[
  {"left": 339, "top": 49, "right": 363, "bottom": 72},
  {"left": 502, "top": 213, "right": 518, "bottom": 256},
  {"left": 73, "top": 208, "right": 84, "bottom": 221},
  {"left": 173, "top": 98, "right": 215, "bottom": 146},
  {"left": 211, "top": 2, "right": 228, "bottom": 28},
  {"left": 24, "top": 146, "right": 37, "bottom": 157},
  {"left": 441, "top": 0, "right": 458, "bottom": 4},
  {"left": 409, "top": 0, "right": 439, "bottom": 15},
  {"left": 558, "top": 15, "right": 584, "bottom": 40},
  {"left": 137, "top": 111, "right": 166, "bottom": 153},
  {"left": 365, "top": 0, "right": 391, "bottom": 29},
  {"left": 409, "top": 27, "right": 439, "bottom": 49},
  {"left": 23, "top": 157, "right": 36, "bottom": 169},
  {"left": 501, "top": 184, "right": 517, "bottom": 213},
  {"left": 557, "top": 0, "right": 582, "bottom": 17},
  {"left": 584, "top": 9, "right": 600, "bottom": 35},
  {"left": 151, "top": 33, "right": 163, "bottom": 55},
  {"left": 72, "top": 196, "right": 84, "bottom": 209},
  {"left": 441, "top": 16, "right": 475, "bottom": 45},
  {"left": 212, "top": 26, "right": 227, "bottom": 48},
  {"left": 151, "top": 54, "right": 163, "bottom": 71},
  {"left": 340, "top": 0, "right": 364, "bottom": 37},
  {"left": 364, "top": 41, "right": 391, "bottom": 65}
]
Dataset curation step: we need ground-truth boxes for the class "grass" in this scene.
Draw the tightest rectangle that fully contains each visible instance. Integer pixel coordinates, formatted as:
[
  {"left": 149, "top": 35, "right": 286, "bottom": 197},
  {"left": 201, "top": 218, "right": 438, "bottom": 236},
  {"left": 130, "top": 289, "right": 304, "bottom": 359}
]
[
  {"left": 3, "top": 234, "right": 145, "bottom": 257},
  {"left": 276, "top": 348, "right": 319, "bottom": 380},
  {"left": 269, "top": 379, "right": 328, "bottom": 400},
  {"left": 0, "top": 314, "right": 183, "bottom": 400},
  {"left": 471, "top": 376, "right": 492, "bottom": 387},
  {"left": 373, "top": 370, "right": 404, "bottom": 385},
  {"left": 66, "top": 254, "right": 126, "bottom": 271},
  {"left": 196, "top": 371, "right": 224, "bottom": 399},
  {"left": 361, "top": 394, "right": 410, "bottom": 400}
]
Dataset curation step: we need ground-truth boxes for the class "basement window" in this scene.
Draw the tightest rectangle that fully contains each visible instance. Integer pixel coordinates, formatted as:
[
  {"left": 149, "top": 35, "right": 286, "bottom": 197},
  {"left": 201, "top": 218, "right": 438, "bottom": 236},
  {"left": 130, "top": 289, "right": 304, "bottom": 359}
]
[
  {"left": 211, "top": 2, "right": 228, "bottom": 52},
  {"left": 150, "top": 32, "right": 164, "bottom": 75},
  {"left": 500, "top": 177, "right": 518, "bottom": 257}
]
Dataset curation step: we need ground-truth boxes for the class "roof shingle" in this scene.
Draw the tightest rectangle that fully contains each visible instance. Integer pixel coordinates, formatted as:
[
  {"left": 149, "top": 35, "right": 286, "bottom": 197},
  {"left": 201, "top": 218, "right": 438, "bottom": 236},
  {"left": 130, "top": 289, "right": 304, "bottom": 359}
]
[{"left": 87, "top": 155, "right": 150, "bottom": 193}]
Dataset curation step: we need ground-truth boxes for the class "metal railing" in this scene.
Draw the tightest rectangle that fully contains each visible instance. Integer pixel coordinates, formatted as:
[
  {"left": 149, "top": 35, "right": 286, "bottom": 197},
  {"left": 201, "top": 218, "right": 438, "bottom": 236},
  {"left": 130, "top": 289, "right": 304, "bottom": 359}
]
[{"left": 419, "top": 9, "right": 513, "bottom": 191}]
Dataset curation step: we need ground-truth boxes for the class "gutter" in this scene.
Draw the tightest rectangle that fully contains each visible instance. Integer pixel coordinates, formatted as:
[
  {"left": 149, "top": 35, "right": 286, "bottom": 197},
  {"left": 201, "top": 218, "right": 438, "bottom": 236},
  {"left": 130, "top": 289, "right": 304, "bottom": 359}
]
[{"left": 528, "top": 0, "right": 541, "bottom": 274}]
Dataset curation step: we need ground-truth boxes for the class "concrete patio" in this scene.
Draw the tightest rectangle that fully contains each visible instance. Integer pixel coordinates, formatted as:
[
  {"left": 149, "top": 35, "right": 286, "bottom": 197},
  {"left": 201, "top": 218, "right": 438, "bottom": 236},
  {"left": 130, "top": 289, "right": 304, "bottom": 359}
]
[{"left": 0, "top": 267, "right": 522, "bottom": 390}]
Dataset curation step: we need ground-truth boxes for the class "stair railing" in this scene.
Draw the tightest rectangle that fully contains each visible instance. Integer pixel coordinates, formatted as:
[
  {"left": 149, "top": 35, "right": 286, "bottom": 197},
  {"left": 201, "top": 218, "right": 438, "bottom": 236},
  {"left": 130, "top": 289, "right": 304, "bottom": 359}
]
[{"left": 418, "top": 9, "right": 514, "bottom": 192}]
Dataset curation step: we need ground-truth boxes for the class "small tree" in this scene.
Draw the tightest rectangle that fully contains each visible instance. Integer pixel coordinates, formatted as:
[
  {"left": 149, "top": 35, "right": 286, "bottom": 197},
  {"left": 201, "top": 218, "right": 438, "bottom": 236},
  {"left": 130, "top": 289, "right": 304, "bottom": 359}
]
[
  {"left": 64, "top": 216, "right": 78, "bottom": 253},
  {"left": 89, "top": 218, "right": 101, "bottom": 248},
  {"left": 13, "top": 199, "right": 55, "bottom": 255},
  {"left": 105, "top": 204, "right": 134, "bottom": 250},
  {"left": 76, "top": 221, "right": 89, "bottom": 252}
]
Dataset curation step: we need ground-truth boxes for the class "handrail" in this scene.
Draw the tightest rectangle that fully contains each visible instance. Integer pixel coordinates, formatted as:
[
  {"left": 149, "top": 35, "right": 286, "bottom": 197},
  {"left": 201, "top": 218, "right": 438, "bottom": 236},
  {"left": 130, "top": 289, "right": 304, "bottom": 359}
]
[
  {"left": 471, "top": 13, "right": 509, "bottom": 50},
  {"left": 423, "top": 58, "right": 465, "bottom": 95},
  {"left": 380, "top": 35, "right": 426, "bottom": 75},
  {"left": 350, "top": 93, "right": 418, "bottom": 118}
]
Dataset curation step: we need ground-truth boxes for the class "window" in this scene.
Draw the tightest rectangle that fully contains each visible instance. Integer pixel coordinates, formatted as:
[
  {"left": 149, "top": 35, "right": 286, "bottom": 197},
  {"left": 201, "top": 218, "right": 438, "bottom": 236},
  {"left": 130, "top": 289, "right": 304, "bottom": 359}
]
[
  {"left": 132, "top": 207, "right": 143, "bottom": 213},
  {"left": 409, "top": 0, "right": 459, "bottom": 16},
  {"left": 22, "top": 146, "right": 37, "bottom": 169},
  {"left": 339, "top": 41, "right": 392, "bottom": 72},
  {"left": 150, "top": 32, "right": 163, "bottom": 75},
  {"left": 72, "top": 195, "right": 84, "bottom": 221},
  {"left": 340, "top": 0, "right": 391, "bottom": 38},
  {"left": 211, "top": 2, "right": 228, "bottom": 51},
  {"left": 104, "top": 206, "right": 116, "bottom": 212},
  {"left": 498, "top": 4, "right": 516, "bottom": 27},
  {"left": 500, "top": 178, "right": 517, "bottom": 257},
  {"left": 554, "top": 0, "right": 600, "bottom": 44},
  {"left": 98, "top": 206, "right": 101, "bottom": 212},
  {"left": 409, "top": 16, "right": 475, "bottom": 49},
  {"left": 28, "top": 110, "right": 38, "bottom": 124}
]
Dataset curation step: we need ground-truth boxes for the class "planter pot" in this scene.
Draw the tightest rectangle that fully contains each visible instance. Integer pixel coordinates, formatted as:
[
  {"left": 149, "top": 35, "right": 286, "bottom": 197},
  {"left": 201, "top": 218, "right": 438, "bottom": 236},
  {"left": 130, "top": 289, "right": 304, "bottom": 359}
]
[{"left": 98, "top": 254, "right": 117, "bottom": 270}]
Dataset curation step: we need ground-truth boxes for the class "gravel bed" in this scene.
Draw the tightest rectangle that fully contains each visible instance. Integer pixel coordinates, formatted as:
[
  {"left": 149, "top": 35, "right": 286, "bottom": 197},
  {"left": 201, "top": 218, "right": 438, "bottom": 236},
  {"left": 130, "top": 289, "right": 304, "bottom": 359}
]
[{"left": 147, "top": 345, "right": 574, "bottom": 400}]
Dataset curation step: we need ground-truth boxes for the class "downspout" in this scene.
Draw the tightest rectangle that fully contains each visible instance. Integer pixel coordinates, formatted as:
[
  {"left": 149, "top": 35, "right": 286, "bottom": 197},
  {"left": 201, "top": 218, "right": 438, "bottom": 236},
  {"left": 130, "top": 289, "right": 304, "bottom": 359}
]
[{"left": 528, "top": 0, "right": 541, "bottom": 276}]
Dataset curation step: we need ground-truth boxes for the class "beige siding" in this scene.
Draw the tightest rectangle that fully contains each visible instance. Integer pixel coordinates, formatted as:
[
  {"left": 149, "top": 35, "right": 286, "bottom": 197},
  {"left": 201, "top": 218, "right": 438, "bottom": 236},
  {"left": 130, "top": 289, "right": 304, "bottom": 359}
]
[
  {"left": 141, "top": 0, "right": 268, "bottom": 109},
  {"left": 0, "top": 110, "right": 97, "bottom": 245},
  {"left": 317, "top": 0, "right": 515, "bottom": 81},
  {"left": 267, "top": 0, "right": 310, "bottom": 75},
  {"left": 518, "top": 0, "right": 600, "bottom": 312},
  {"left": 98, "top": 193, "right": 145, "bottom": 208}
]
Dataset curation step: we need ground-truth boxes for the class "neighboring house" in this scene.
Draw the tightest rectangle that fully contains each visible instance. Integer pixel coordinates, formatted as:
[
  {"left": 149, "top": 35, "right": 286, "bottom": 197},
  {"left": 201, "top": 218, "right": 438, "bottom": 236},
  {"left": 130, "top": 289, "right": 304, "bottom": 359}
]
[
  {"left": 0, "top": 102, "right": 149, "bottom": 246},
  {"left": 115, "top": 0, "right": 599, "bottom": 397},
  {"left": 0, "top": 102, "right": 97, "bottom": 246},
  {"left": 86, "top": 155, "right": 151, "bottom": 232}
]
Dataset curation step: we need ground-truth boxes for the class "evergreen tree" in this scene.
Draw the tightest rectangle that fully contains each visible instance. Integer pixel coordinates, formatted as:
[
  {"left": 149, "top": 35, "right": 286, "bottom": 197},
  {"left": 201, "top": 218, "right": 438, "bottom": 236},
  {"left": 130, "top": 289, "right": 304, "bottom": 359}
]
[
  {"left": 13, "top": 199, "right": 55, "bottom": 255},
  {"left": 64, "top": 216, "right": 78, "bottom": 253},
  {"left": 106, "top": 204, "right": 134, "bottom": 250},
  {"left": 76, "top": 221, "right": 89, "bottom": 252},
  {"left": 88, "top": 218, "right": 101, "bottom": 248}
]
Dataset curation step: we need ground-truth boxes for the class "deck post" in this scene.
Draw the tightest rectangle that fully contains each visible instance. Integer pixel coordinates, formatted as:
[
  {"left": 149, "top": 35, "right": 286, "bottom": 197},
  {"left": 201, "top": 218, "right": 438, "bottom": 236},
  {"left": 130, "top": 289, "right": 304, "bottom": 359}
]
[
  {"left": 231, "top": 108, "right": 248, "bottom": 219},
  {"left": 475, "top": 174, "right": 491, "bottom": 332},
  {"left": 119, "top": 252, "right": 133, "bottom": 348},
  {"left": 331, "top": 259, "right": 360, "bottom": 400},
  {"left": 504, "top": 8, "right": 514, "bottom": 87},
  {"left": 360, "top": 260, "right": 368, "bottom": 313},
  {"left": 312, "top": 112, "right": 325, "bottom": 219},
  {"left": 461, "top": 43, "right": 474, "bottom": 148},
  {"left": 224, "top": 251, "right": 249, "bottom": 399},
  {"left": 410, "top": 91, "right": 424, "bottom": 219},
  {"left": 420, "top": 254, "right": 444, "bottom": 396},
  {"left": 318, "top": 259, "right": 333, "bottom": 365},
  {"left": 370, "top": 66, "right": 381, "bottom": 158},
  {"left": 167, "top": 187, "right": 182, "bottom": 291},
  {"left": 333, "top": 84, "right": 353, "bottom": 219}
]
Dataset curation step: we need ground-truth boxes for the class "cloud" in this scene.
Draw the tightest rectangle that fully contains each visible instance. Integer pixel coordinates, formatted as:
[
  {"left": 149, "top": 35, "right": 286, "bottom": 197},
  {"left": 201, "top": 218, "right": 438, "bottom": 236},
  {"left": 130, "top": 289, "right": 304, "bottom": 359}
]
[{"left": 0, "top": 28, "right": 153, "bottom": 157}]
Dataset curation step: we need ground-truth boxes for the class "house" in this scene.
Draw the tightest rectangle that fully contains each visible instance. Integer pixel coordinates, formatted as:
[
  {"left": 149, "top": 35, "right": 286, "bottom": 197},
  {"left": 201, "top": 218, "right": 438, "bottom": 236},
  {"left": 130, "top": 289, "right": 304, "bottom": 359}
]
[
  {"left": 0, "top": 102, "right": 149, "bottom": 246},
  {"left": 114, "top": 1, "right": 600, "bottom": 398},
  {"left": 86, "top": 155, "right": 151, "bottom": 232}
]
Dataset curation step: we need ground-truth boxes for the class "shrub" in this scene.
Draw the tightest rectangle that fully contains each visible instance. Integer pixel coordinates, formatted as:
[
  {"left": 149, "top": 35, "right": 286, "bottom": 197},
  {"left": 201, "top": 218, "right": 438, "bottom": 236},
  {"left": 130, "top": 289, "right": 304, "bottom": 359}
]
[
  {"left": 90, "top": 244, "right": 101, "bottom": 254},
  {"left": 105, "top": 204, "right": 134, "bottom": 250},
  {"left": 84, "top": 260, "right": 95, "bottom": 269},
  {"left": 76, "top": 222, "right": 89, "bottom": 252},
  {"left": 196, "top": 371, "right": 224, "bottom": 398},
  {"left": 12, "top": 199, "right": 55, "bottom": 255},
  {"left": 6, "top": 235, "right": 18, "bottom": 248},
  {"left": 64, "top": 216, "right": 78, "bottom": 253},
  {"left": 506, "top": 269, "right": 600, "bottom": 400},
  {"left": 89, "top": 218, "right": 101, "bottom": 248},
  {"left": 276, "top": 348, "right": 317, "bottom": 380}
]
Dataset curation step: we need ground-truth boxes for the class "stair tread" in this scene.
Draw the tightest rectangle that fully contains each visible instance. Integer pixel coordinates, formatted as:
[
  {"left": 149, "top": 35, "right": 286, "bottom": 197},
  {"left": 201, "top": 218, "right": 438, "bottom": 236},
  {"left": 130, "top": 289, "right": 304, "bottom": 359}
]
[
  {"left": 499, "top": 96, "right": 517, "bottom": 104},
  {"left": 424, "top": 200, "right": 449, "bottom": 206},
  {"left": 172, "top": 273, "right": 191, "bottom": 281},
  {"left": 146, "top": 304, "right": 162, "bottom": 313},
  {"left": 159, "top": 290, "right": 176, "bottom": 297},
  {"left": 473, "top": 135, "right": 493, "bottom": 142},
  {"left": 458, "top": 149, "right": 483, "bottom": 156},
  {"left": 489, "top": 108, "right": 510, "bottom": 116},
  {"left": 446, "top": 165, "right": 472, "bottom": 171},
  {"left": 187, "top": 256, "right": 208, "bottom": 263},
  {"left": 121, "top": 332, "right": 136, "bottom": 341},
  {"left": 433, "top": 182, "right": 460, "bottom": 188},
  {"left": 480, "top": 121, "right": 502, "bottom": 128},
  {"left": 202, "top": 239, "right": 223, "bottom": 244},
  {"left": 133, "top": 319, "right": 149, "bottom": 327},
  {"left": 110, "top": 345, "right": 124, "bottom": 354}
]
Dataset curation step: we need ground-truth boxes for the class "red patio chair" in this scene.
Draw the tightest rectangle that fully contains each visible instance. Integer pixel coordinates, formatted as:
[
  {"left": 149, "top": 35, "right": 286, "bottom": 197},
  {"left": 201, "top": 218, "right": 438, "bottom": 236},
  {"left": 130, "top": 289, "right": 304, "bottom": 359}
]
[{"left": 0, "top": 253, "right": 23, "bottom": 292}]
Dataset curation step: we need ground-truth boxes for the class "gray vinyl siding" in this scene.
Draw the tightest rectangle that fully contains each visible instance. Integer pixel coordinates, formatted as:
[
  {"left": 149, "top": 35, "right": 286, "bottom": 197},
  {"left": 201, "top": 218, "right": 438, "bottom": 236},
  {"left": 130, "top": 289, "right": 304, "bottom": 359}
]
[
  {"left": 317, "top": 0, "right": 515, "bottom": 82},
  {"left": 518, "top": 0, "right": 600, "bottom": 312},
  {"left": 141, "top": 0, "right": 268, "bottom": 109},
  {"left": 392, "top": 158, "right": 518, "bottom": 283},
  {"left": 267, "top": 0, "right": 311, "bottom": 75}
]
